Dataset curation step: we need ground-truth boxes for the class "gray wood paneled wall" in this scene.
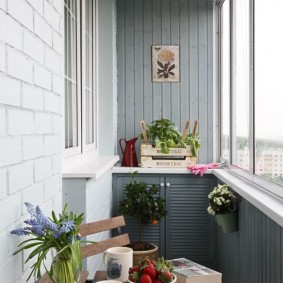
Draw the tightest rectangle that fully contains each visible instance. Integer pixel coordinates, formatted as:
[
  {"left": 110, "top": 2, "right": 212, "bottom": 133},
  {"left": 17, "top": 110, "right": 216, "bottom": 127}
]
[
  {"left": 116, "top": 0, "right": 214, "bottom": 163},
  {"left": 216, "top": 196, "right": 283, "bottom": 283}
]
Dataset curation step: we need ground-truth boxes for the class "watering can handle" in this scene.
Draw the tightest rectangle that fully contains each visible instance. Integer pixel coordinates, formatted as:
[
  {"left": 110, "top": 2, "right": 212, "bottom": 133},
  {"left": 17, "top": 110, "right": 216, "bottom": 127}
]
[{"left": 119, "top": 138, "right": 126, "bottom": 154}]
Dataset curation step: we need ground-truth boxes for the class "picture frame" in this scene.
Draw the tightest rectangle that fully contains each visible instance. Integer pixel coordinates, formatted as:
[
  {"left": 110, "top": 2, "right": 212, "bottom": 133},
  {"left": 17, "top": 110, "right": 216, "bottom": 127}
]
[{"left": 152, "top": 45, "right": 180, "bottom": 82}]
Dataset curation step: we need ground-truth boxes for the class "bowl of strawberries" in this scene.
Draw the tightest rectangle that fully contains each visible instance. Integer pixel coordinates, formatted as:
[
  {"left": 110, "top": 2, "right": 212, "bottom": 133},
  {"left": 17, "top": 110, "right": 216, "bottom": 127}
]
[{"left": 128, "top": 257, "right": 176, "bottom": 283}]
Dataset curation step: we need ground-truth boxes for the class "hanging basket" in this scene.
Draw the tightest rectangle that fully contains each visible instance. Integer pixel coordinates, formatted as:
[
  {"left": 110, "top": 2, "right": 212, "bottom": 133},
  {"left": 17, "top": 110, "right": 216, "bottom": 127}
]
[{"left": 217, "top": 212, "right": 238, "bottom": 233}]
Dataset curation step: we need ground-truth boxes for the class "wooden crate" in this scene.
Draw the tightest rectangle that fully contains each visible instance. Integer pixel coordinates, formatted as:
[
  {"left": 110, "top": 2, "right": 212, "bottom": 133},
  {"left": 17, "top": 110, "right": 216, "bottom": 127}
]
[{"left": 140, "top": 144, "right": 197, "bottom": 168}]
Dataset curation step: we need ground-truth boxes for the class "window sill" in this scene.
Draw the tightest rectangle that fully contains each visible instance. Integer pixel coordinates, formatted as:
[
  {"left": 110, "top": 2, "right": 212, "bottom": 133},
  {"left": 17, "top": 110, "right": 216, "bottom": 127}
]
[
  {"left": 112, "top": 165, "right": 213, "bottom": 175},
  {"left": 213, "top": 168, "right": 283, "bottom": 228},
  {"left": 62, "top": 154, "right": 119, "bottom": 180}
]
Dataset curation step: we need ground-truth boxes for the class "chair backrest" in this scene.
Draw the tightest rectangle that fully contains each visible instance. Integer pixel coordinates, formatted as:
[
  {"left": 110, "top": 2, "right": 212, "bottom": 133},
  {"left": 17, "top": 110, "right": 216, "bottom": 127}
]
[{"left": 79, "top": 215, "right": 130, "bottom": 258}]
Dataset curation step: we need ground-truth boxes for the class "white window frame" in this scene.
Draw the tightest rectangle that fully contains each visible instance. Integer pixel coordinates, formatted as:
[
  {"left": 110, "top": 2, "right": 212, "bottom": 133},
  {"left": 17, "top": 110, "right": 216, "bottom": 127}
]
[
  {"left": 64, "top": 0, "right": 97, "bottom": 158},
  {"left": 81, "top": 0, "right": 98, "bottom": 153},
  {"left": 219, "top": 0, "right": 283, "bottom": 199}
]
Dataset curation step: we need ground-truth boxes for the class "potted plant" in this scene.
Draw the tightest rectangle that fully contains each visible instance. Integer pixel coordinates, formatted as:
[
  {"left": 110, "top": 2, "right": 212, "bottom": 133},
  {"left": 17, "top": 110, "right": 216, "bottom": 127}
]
[
  {"left": 11, "top": 203, "right": 87, "bottom": 283},
  {"left": 118, "top": 172, "right": 167, "bottom": 265},
  {"left": 128, "top": 256, "right": 176, "bottom": 283},
  {"left": 140, "top": 118, "right": 200, "bottom": 157},
  {"left": 207, "top": 183, "right": 238, "bottom": 233}
]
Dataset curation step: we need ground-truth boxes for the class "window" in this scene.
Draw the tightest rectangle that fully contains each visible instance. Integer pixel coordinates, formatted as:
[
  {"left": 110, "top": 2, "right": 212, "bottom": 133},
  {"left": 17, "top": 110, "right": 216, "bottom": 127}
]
[
  {"left": 64, "top": 0, "right": 97, "bottom": 157},
  {"left": 220, "top": 0, "right": 230, "bottom": 163},
  {"left": 220, "top": 0, "right": 283, "bottom": 194}
]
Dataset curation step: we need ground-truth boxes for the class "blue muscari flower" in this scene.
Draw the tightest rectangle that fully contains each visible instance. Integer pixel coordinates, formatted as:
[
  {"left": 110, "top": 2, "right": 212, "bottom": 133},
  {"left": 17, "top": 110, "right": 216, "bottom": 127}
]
[
  {"left": 58, "top": 220, "right": 76, "bottom": 236},
  {"left": 11, "top": 228, "right": 29, "bottom": 236},
  {"left": 30, "top": 224, "right": 45, "bottom": 237},
  {"left": 25, "top": 202, "right": 37, "bottom": 218}
]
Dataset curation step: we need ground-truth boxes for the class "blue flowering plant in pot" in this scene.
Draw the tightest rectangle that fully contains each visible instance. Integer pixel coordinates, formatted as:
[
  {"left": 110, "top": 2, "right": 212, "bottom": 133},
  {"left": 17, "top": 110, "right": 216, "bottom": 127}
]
[
  {"left": 11, "top": 203, "right": 87, "bottom": 283},
  {"left": 207, "top": 184, "right": 238, "bottom": 233}
]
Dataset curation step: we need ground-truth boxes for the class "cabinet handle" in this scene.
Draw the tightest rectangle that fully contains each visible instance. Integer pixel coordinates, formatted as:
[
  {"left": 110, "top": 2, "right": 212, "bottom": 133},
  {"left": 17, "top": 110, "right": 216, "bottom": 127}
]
[
  {"left": 166, "top": 183, "right": 171, "bottom": 187},
  {"left": 160, "top": 183, "right": 164, "bottom": 187}
]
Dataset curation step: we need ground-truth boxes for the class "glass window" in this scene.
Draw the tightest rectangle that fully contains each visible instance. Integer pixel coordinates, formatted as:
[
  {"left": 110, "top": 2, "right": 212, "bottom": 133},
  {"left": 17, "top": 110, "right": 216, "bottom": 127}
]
[
  {"left": 231, "top": 0, "right": 250, "bottom": 171},
  {"left": 64, "top": 0, "right": 97, "bottom": 156},
  {"left": 254, "top": 0, "right": 283, "bottom": 186},
  {"left": 64, "top": 0, "right": 79, "bottom": 150},
  {"left": 220, "top": 0, "right": 230, "bottom": 162}
]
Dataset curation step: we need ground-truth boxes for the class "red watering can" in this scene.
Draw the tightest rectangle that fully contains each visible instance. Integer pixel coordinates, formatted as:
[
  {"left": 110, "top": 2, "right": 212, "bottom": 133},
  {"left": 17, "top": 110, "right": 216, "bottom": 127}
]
[{"left": 119, "top": 137, "right": 138, "bottom": 167}]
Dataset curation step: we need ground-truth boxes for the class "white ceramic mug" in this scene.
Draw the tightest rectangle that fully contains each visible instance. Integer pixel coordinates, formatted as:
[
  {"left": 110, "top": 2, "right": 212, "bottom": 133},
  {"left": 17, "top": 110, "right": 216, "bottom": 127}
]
[{"left": 104, "top": 247, "right": 133, "bottom": 282}]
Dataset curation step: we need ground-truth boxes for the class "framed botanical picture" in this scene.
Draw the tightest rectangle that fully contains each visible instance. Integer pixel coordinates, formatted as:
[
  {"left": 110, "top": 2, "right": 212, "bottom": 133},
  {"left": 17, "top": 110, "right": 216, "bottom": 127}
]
[{"left": 152, "top": 45, "right": 180, "bottom": 82}]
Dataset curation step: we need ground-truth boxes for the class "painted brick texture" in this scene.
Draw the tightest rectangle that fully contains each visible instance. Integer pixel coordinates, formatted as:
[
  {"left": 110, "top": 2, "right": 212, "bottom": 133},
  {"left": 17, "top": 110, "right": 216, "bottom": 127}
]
[{"left": 0, "top": 1, "right": 64, "bottom": 282}]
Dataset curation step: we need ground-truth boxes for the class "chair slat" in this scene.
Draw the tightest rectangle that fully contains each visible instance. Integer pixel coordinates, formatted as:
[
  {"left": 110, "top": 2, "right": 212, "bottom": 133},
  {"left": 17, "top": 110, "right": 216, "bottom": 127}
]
[
  {"left": 79, "top": 215, "right": 126, "bottom": 236},
  {"left": 81, "top": 234, "right": 130, "bottom": 258}
]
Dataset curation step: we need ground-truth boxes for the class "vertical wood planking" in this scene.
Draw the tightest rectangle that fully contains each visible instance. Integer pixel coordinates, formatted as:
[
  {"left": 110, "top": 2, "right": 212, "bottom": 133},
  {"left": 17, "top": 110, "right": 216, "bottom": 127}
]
[
  {"left": 170, "top": 0, "right": 180, "bottom": 128},
  {"left": 152, "top": 0, "right": 162, "bottom": 121},
  {"left": 143, "top": 0, "right": 153, "bottom": 122},
  {"left": 117, "top": 0, "right": 126, "bottom": 151},
  {"left": 215, "top": 193, "right": 283, "bottom": 283},
  {"left": 134, "top": 0, "right": 144, "bottom": 137},
  {"left": 179, "top": 0, "right": 190, "bottom": 125},
  {"left": 125, "top": 0, "right": 135, "bottom": 138},
  {"left": 189, "top": 0, "right": 199, "bottom": 122},
  {"left": 161, "top": 0, "right": 171, "bottom": 119},
  {"left": 117, "top": 0, "right": 214, "bottom": 162}
]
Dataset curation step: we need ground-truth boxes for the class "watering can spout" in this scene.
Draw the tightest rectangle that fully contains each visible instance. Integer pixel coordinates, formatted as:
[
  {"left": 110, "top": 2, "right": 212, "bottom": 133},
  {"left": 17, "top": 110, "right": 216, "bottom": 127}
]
[{"left": 119, "top": 137, "right": 138, "bottom": 167}]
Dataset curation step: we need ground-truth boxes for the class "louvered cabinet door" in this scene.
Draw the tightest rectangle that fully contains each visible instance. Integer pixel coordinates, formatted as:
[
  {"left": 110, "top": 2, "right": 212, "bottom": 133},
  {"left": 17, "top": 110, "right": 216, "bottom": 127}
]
[
  {"left": 165, "top": 175, "right": 215, "bottom": 266},
  {"left": 112, "top": 174, "right": 166, "bottom": 256}
]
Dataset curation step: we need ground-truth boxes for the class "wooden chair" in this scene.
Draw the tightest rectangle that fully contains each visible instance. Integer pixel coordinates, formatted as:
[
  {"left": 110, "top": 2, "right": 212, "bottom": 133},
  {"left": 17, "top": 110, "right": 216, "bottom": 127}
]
[{"left": 39, "top": 215, "right": 130, "bottom": 283}]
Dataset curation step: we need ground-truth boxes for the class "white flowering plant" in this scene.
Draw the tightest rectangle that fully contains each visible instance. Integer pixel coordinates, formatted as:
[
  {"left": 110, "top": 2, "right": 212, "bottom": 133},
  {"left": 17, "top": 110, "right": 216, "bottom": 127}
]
[
  {"left": 207, "top": 184, "right": 237, "bottom": 215},
  {"left": 11, "top": 203, "right": 85, "bottom": 282}
]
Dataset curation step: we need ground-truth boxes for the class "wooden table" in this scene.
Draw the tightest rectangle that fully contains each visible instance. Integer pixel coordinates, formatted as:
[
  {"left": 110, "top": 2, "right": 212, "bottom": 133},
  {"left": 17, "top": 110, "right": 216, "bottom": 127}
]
[
  {"left": 38, "top": 271, "right": 89, "bottom": 283},
  {"left": 92, "top": 271, "right": 107, "bottom": 282},
  {"left": 38, "top": 270, "right": 107, "bottom": 283}
]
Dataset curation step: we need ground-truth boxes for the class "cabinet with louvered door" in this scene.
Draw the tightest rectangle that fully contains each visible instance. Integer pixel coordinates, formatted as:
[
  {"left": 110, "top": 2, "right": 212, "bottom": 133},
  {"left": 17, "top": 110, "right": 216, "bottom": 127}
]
[
  {"left": 164, "top": 175, "right": 216, "bottom": 267},
  {"left": 112, "top": 173, "right": 216, "bottom": 267}
]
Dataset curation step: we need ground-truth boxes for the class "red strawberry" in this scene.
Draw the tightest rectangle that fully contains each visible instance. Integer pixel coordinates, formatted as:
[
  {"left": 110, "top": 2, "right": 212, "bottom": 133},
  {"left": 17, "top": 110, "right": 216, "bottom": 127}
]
[
  {"left": 158, "top": 271, "right": 173, "bottom": 283},
  {"left": 129, "top": 266, "right": 140, "bottom": 274},
  {"left": 142, "top": 262, "right": 156, "bottom": 279},
  {"left": 153, "top": 280, "right": 162, "bottom": 283},
  {"left": 140, "top": 274, "right": 152, "bottom": 283},
  {"left": 129, "top": 266, "right": 140, "bottom": 282}
]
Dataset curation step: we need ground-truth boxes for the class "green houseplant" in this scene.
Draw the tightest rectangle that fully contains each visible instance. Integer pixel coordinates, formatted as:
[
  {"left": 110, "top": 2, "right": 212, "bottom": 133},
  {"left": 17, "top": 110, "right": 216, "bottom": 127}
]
[
  {"left": 11, "top": 203, "right": 86, "bottom": 283},
  {"left": 207, "top": 183, "right": 238, "bottom": 233},
  {"left": 118, "top": 172, "right": 167, "bottom": 264},
  {"left": 140, "top": 118, "right": 200, "bottom": 157}
]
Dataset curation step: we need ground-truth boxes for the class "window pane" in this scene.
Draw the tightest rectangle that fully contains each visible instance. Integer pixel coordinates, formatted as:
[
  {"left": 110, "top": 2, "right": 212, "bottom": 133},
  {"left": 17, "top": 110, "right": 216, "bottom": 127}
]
[
  {"left": 64, "top": 0, "right": 78, "bottom": 149},
  {"left": 254, "top": 0, "right": 283, "bottom": 185},
  {"left": 84, "top": 0, "right": 95, "bottom": 145},
  {"left": 231, "top": 0, "right": 250, "bottom": 170},
  {"left": 221, "top": 0, "right": 230, "bottom": 162}
]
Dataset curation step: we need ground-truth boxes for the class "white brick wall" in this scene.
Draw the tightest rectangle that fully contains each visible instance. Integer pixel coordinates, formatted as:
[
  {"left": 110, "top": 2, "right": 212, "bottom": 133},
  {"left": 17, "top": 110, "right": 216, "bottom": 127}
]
[
  {"left": 22, "top": 83, "right": 44, "bottom": 110},
  {"left": 0, "top": 42, "right": 5, "bottom": 71},
  {"left": 7, "top": 47, "right": 33, "bottom": 83},
  {"left": 0, "top": 108, "right": 5, "bottom": 135},
  {"left": 0, "top": 0, "right": 6, "bottom": 11},
  {"left": 0, "top": 74, "right": 21, "bottom": 106},
  {"left": 0, "top": 1, "right": 64, "bottom": 282},
  {"left": 23, "top": 30, "right": 45, "bottom": 64},
  {"left": 0, "top": 10, "right": 23, "bottom": 50},
  {"left": 34, "top": 13, "right": 52, "bottom": 46},
  {"left": 8, "top": 162, "right": 34, "bottom": 193},
  {"left": 0, "top": 170, "right": 7, "bottom": 200},
  {"left": 8, "top": 109, "right": 34, "bottom": 135},
  {"left": 7, "top": 0, "right": 34, "bottom": 31},
  {"left": 34, "top": 157, "right": 52, "bottom": 182},
  {"left": 35, "top": 112, "right": 53, "bottom": 134}
]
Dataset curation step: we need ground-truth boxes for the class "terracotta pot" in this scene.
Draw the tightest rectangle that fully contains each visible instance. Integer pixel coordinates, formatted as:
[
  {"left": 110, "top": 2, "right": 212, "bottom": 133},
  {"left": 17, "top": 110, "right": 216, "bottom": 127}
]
[{"left": 132, "top": 244, "right": 159, "bottom": 266}]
